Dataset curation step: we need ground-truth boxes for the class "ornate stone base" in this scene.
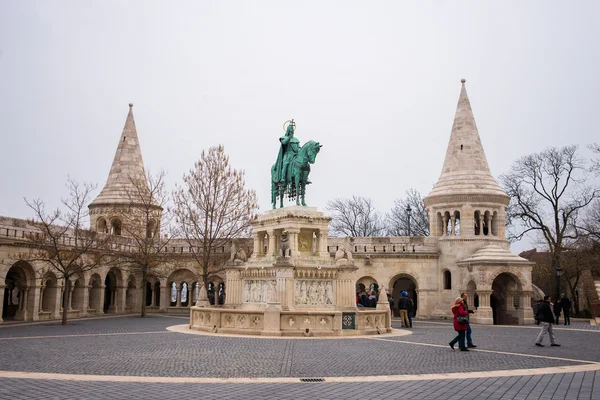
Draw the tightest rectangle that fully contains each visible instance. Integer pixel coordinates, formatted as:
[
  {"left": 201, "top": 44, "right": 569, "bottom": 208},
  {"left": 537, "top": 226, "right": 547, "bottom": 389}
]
[{"left": 190, "top": 306, "right": 392, "bottom": 337}]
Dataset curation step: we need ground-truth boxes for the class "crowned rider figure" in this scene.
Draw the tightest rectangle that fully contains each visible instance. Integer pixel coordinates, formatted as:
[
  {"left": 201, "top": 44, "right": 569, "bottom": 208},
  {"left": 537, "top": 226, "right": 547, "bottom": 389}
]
[{"left": 274, "top": 120, "right": 301, "bottom": 185}]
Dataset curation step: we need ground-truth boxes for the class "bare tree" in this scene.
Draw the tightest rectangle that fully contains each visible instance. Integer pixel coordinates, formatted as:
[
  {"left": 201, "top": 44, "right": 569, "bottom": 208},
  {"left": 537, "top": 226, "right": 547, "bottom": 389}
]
[
  {"left": 500, "top": 145, "right": 600, "bottom": 299},
  {"left": 23, "top": 178, "right": 113, "bottom": 325},
  {"left": 172, "top": 145, "right": 258, "bottom": 304},
  {"left": 116, "top": 169, "right": 175, "bottom": 317},
  {"left": 326, "top": 196, "right": 385, "bottom": 237},
  {"left": 386, "top": 189, "right": 430, "bottom": 236}
]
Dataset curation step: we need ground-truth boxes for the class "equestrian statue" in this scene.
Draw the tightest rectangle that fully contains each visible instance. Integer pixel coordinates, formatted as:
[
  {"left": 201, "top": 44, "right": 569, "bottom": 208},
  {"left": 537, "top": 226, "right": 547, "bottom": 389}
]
[{"left": 271, "top": 120, "right": 322, "bottom": 209}]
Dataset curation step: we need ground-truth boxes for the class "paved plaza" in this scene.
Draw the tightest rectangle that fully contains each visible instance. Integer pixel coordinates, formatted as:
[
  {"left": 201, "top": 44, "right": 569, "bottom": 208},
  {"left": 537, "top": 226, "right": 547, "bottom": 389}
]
[{"left": 1, "top": 315, "right": 599, "bottom": 399}]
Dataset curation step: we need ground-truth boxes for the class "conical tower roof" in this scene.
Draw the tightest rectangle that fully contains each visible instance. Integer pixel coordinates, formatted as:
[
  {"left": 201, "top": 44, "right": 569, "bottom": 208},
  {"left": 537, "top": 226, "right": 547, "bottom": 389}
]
[
  {"left": 425, "top": 79, "right": 508, "bottom": 202},
  {"left": 90, "top": 103, "right": 148, "bottom": 207}
]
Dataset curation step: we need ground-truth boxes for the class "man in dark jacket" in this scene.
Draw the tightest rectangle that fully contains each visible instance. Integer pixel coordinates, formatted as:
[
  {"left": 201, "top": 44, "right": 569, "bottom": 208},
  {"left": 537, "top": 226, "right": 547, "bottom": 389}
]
[
  {"left": 553, "top": 300, "right": 562, "bottom": 325},
  {"left": 560, "top": 294, "right": 572, "bottom": 325},
  {"left": 397, "top": 291, "right": 411, "bottom": 328},
  {"left": 535, "top": 296, "right": 560, "bottom": 347}
]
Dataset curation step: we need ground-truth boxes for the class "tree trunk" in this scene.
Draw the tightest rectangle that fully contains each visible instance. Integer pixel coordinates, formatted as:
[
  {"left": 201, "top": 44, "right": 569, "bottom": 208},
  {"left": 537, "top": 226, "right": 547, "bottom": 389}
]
[
  {"left": 141, "top": 269, "right": 147, "bottom": 318},
  {"left": 62, "top": 278, "right": 69, "bottom": 326}
]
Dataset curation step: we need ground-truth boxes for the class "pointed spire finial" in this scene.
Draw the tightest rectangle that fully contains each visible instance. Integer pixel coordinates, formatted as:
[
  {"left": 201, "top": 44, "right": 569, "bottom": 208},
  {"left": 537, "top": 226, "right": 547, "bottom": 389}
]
[
  {"left": 129, "top": 103, "right": 133, "bottom": 108},
  {"left": 461, "top": 78, "right": 466, "bottom": 84}
]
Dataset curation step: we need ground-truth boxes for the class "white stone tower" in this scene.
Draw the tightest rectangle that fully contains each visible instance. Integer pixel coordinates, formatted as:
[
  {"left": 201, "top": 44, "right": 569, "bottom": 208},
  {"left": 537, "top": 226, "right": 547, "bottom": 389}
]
[
  {"left": 424, "top": 80, "right": 533, "bottom": 325},
  {"left": 89, "top": 104, "right": 162, "bottom": 238}
]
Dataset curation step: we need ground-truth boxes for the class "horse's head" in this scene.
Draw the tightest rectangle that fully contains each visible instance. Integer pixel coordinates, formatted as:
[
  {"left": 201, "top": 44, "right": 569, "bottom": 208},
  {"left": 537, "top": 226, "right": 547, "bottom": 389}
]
[{"left": 302, "top": 140, "right": 322, "bottom": 164}]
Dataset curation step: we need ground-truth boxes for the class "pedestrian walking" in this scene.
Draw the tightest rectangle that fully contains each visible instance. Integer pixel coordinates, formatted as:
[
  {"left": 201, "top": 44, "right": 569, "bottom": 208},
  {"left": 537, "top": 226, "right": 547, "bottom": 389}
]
[
  {"left": 397, "top": 291, "right": 411, "bottom": 328},
  {"left": 560, "top": 294, "right": 571, "bottom": 325},
  {"left": 449, "top": 297, "right": 470, "bottom": 351},
  {"left": 535, "top": 295, "right": 561, "bottom": 347},
  {"left": 461, "top": 292, "right": 477, "bottom": 348},
  {"left": 553, "top": 299, "right": 562, "bottom": 326}
]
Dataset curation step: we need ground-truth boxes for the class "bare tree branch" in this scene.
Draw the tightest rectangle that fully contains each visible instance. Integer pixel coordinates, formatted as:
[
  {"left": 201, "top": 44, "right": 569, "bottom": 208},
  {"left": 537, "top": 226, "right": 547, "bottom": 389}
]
[
  {"left": 326, "top": 196, "right": 385, "bottom": 237},
  {"left": 385, "top": 189, "right": 430, "bottom": 236}
]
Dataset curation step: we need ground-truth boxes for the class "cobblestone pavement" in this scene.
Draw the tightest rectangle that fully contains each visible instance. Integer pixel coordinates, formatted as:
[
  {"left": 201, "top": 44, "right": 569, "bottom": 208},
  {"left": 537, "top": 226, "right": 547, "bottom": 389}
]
[{"left": 1, "top": 315, "right": 599, "bottom": 399}]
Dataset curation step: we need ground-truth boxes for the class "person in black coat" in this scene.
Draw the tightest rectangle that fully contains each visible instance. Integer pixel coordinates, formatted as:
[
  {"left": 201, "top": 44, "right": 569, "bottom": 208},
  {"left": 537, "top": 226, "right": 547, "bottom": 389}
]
[
  {"left": 560, "top": 294, "right": 572, "bottom": 325},
  {"left": 535, "top": 296, "right": 560, "bottom": 347},
  {"left": 553, "top": 300, "right": 562, "bottom": 325}
]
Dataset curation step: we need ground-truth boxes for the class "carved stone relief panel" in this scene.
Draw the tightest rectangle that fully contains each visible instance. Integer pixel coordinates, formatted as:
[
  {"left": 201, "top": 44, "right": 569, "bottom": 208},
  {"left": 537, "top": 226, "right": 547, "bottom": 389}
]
[
  {"left": 242, "top": 279, "right": 278, "bottom": 303},
  {"left": 294, "top": 279, "right": 334, "bottom": 305}
]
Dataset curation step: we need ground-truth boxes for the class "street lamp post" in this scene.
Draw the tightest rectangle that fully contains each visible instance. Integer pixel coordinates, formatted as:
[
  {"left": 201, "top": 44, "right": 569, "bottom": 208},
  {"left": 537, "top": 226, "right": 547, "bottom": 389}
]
[
  {"left": 406, "top": 205, "right": 412, "bottom": 236},
  {"left": 555, "top": 264, "right": 563, "bottom": 301}
]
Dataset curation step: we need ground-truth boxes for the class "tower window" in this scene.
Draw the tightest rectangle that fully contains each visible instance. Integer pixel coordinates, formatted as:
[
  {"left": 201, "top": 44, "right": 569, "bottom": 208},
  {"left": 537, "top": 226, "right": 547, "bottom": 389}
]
[{"left": 460, "top": 144, "right": 463, "bottom": 150}]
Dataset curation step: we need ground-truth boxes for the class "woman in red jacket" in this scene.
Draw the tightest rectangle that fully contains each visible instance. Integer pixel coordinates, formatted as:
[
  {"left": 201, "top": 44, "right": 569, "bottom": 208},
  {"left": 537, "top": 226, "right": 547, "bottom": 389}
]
[{"left": 449, "top": 297, "right": 470, "bottom": 351}]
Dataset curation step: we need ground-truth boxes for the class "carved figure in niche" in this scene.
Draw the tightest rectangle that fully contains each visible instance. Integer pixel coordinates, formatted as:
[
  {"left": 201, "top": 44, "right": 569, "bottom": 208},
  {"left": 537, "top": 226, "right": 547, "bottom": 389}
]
[
  {"left": 280, "top": 231, "right": 291, "bottom": 257},
  {"left": 229, "top": 238, "right": 248, "bottom": 265},
  {"left": 325, "top": 281, "right": 334, "bottom": 304},
  {"left": 335, "top": 236, "right": 354, "bottom": 262},
  {"left": 298, "top": 234, "right": 309, "bottom": 252},
  {"left": 250, "top": 281, "right": 258, "bottom": 302},
  {"left": 316, "top": 282, "right": 325, "bottom": 304},
  {"left": 262, "top": 281, "right": 269, "bottom": 303},
  {"left": 243, "top": 281, "right": 251, "bottom": 302},
  {"left": 300, "top": 281, "right": 307, "bottom": 304},
  {"left": 308, "top": 281, "right": 317, "bottom": 304},
  {"left": 364, "top": 254, "right": 372, "bottom": 266},
  {"left": 268, "top": 280, "right": 278, "bottom": 303}
]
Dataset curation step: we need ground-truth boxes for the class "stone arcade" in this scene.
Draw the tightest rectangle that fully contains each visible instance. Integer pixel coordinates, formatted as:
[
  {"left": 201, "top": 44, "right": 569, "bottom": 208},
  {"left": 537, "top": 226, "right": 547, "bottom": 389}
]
[{"left": 1, "top": 80, "right": 536, "bottom": 328}]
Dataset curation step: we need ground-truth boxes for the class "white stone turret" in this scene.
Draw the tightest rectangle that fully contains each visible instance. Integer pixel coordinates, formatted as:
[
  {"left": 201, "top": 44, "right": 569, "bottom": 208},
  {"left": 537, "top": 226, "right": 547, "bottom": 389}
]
[
  {"left": 424, "top": 79, "right": 509, "bottom": 241},
  {"left": 88, "top": 104, "right": 161, "bottom": 237}
]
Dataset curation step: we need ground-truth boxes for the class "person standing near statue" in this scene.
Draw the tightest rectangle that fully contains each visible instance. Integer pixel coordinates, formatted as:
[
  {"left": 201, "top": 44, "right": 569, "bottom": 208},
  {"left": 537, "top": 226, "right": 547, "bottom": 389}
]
[
  {"left": 560, "top": 293, "right": 571, "bottom": 325},
  {"left": 274, "top": 120, "right": 301, "bottom": 185}
]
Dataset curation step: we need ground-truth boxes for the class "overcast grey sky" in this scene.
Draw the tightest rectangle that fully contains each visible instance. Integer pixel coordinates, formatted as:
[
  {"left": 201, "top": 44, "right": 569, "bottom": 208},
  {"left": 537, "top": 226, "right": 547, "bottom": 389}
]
[{"left": 1, "top": 1, "right": 599, "bottom": 253}]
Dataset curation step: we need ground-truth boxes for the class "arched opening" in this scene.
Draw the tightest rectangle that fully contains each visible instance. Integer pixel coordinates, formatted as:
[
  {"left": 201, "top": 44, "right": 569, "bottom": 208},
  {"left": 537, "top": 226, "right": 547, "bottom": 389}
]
[
  {"left": 88, "top": 274, "right": 102, "bottom": 314},
  {"left": 71, "top": 278, "right": 85, "bottom": 311},
  {"left": 181, "top": 282, "right": 189, "bottom": 307},
  {"left": 153, "top": 281, "right": 161, "bottom": 307},
  {"left": 3, "top": 262, "right": 33, "bottom": 320},
  {"left": 110, "top": 218, "right": 122, "bottom": 236},
  {"left": 146, "top": 219, "right": 157, "bottom": 239},
  {"left": 436, "top": 212, "right": 443, "bottom": 237},
  {"left": 125, "top": 277, "right": 136, "bottom": 310},
  {"left": 41, "top": 272, "right": 59, "bottom": 314},
  {"left": 491, "top": 273, "right": 521, "bottom": 325},
  {"left": 104, "top": 269, "right": 120, "bottom": 313},
  {"left": 170, "top": 282, "right": 178, "bottom": 306},
  {"left": 474, "top": 210, "right": 481, "bottom": 235},
  {"left": 483, "top": 211, "right": 490, "bottom": 236},
  {"left": 466, "top": 280, "right": 478, "bottom": 310},
  {"left": 207, "top": 281, "right": 215, "bottom": 305},
  {"left": 217, "top": 282, "right": 225, "bottom": 305},
  {"left": 453, "top": 211, "right": 460, "bottom": 236},
  {"left": 444, "top": 211, "right": 451, "bottom": 236},
  {"left": 391, "top": 274, "right": 418, "bottom": 318},
  {"left": 356, "top": 276, "right": 378, "bottom": 307},
  {"left": 145, "top": 282, "right": 153, "bottom": 306},
  {"left": 96, "top": 217, "right": 108, "bottom": 233},
  {"left": 443, "top": 270, "right": 452, "bottom": 290}
]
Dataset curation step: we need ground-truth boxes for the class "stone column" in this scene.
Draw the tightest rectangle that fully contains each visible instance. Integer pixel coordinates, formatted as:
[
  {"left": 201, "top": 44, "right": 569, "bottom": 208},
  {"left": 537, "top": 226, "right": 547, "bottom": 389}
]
[
  {"left": 176, "top": 285, "right": 182, "bottom": 307},
  {"left": 159, "top": 284, "right": 169, "bottom": 311},
  {"left": 0, "top": 284, "right": 4, "bottom": 323},
  {"left": 99, "top": 285, "right": 106, "bottom": 314},
  {"left": 442, "top": 215, "right": 448, "bottom": 236},
  {"left": 450, "top": 215, "right": 456, "bottom": 235},
  {"left": 38, "top": 283, "right": 45, "bottom": 312},
  {"left": 268, "top": 230, "right": 276, "bottom": 257},
  {"left": 68, "top": 284, "right": 75, "bottom": 311},
  {"left": 30, "top": 282, "right": 40, "bottom": 321},
  {"left": 287, "top": 229, "right": 301, "bottom": 258},
  {"left": 470, "top": 290, "right": 493, "bottom": 325},
  {"left": 489, "top": 214, "right": 495, "bottom": 236},
  {"left": 317, "top": 230, "right": 329, "bottom": 257},
  {"left": 53, "top": 284, "right": 62, "bottom": 319},
  {"left": 251, "top": 232, "right": 261, "bottom": 258},
  {"left": 82, "top": 284, "right": 90, "bottom": 316}
]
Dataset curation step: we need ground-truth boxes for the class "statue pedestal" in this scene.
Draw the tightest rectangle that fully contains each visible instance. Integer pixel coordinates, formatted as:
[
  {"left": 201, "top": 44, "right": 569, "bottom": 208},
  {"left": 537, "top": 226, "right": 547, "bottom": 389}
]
[{"left": 190, "top": 206, "right": 392, "bottom": 336}]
